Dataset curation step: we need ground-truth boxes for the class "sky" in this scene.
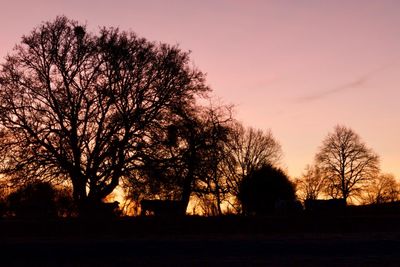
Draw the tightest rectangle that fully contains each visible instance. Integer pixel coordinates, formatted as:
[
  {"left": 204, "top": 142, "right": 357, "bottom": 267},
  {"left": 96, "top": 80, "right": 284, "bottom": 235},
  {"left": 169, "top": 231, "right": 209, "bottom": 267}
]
[{"left": 0, "top": 0, "right": 399, "bottom": 179}]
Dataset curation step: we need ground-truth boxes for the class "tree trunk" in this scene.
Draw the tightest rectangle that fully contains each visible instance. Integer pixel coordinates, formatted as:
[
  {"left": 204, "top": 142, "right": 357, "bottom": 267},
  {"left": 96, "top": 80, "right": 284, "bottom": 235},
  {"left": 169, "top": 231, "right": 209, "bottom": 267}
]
[{"left": 215, "top": 183, "right": 223, "bottom": 215}]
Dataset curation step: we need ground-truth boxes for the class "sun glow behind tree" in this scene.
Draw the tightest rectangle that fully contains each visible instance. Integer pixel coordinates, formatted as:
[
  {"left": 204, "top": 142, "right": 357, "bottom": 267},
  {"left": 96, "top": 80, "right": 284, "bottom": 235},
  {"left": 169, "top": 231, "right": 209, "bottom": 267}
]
[{"left": 0, "top": 16, "right": 209, "bottom": 215}]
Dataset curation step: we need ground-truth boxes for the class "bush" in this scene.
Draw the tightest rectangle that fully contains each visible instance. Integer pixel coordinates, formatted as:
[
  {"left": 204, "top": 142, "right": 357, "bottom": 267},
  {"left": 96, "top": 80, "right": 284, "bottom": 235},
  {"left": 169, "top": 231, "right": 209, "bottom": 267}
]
[
  {"left": 6, "top": 182, "right": 75, "bottom": 219},
  {"left": 239, "top": 164, "right": 297, "bottom": 215}
]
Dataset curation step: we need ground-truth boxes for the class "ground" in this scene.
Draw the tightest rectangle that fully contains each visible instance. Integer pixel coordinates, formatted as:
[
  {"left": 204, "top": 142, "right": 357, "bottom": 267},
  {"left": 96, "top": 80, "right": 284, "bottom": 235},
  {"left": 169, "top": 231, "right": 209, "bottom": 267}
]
[{"left": 1, "top": 214, "right": 400, "bottom": 266}]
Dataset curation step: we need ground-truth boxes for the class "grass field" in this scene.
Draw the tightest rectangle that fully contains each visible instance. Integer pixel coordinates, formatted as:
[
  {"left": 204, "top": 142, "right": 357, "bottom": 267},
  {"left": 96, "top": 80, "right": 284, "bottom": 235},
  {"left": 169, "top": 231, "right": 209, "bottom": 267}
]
[{"left": 1, "top": 214, "right": 400, "bottom": 266}]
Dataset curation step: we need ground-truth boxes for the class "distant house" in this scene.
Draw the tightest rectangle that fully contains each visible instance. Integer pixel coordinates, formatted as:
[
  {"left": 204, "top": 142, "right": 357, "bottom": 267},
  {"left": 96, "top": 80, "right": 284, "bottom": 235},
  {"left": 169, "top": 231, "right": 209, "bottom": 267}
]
[
  {"left": 140, "top": 200, "right": 186, "bottom": 216},
  {"left": 304, "top": 198, "right": 346, "bottom": 213}
]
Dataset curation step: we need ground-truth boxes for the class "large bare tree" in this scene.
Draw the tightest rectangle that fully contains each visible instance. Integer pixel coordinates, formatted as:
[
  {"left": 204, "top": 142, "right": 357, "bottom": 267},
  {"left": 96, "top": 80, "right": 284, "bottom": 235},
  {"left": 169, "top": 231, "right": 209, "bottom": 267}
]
[
  {"left": 0, "top": 17, "right": 208, "bottom": 214},
  {"left": 315, "top": 125, "right": 379, "bottom": 202}
]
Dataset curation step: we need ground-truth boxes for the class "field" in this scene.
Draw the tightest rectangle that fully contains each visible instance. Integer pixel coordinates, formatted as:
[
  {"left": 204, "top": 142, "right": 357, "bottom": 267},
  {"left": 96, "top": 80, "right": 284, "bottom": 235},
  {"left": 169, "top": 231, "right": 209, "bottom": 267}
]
[{"left": 1, "top": 214, "right": 400, "bottom": 266}]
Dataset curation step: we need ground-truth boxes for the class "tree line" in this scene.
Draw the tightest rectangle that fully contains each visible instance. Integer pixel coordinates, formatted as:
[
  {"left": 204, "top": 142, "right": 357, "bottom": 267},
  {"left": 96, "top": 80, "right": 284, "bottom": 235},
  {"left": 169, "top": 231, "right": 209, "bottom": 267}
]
[
  {"left": 296, "top": 125, "right": 398, "bottom": 205},
  {"left": 0, "top": 17, "right": 397, "bottom": 219}
]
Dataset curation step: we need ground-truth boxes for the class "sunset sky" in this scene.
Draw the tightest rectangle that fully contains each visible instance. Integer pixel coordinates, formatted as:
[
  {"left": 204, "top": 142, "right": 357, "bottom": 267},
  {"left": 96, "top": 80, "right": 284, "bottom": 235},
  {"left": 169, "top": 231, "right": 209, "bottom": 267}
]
[{"left": 1, "top": 0, "right": 399, "bottom": 179}]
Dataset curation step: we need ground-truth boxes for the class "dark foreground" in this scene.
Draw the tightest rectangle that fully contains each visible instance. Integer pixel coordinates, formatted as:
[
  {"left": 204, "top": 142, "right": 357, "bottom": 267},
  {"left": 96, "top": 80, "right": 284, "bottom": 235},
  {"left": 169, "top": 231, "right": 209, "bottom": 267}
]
[{"left": 1, "top": 215, "right": 400, "bottom": 266}]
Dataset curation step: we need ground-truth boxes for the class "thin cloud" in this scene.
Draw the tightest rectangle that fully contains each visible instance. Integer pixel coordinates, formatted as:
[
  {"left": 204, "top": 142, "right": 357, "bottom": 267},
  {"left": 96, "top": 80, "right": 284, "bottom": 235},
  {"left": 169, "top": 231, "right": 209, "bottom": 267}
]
[{"left": 294, "top": 62, "right": 397, "bottom": 104}]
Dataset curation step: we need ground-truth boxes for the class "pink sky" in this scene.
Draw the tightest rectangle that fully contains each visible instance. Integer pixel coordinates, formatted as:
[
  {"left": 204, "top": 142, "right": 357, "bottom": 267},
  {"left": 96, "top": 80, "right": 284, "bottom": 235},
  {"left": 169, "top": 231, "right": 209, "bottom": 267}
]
[{"left": 1, "top": 0, "right": 399, "bottom": 178}]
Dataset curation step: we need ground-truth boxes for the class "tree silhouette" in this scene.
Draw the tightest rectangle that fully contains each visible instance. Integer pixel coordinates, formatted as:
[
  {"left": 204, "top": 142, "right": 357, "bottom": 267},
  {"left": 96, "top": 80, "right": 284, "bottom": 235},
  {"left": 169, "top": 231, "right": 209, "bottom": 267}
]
[
  {"left": 6, "top": 181, "right": 76, "bottom": 218},
  {"left": 6, "top": 182, "right": 57, "bottom": 219},
  {"left": 316, "top": 125, "right": 379, "bottom": 202},
  {"left": 364, "top": 173, "right": 399, "bottom": 204},
  {"left": 0, "top": 16, "right": 208, "bottom": 215},
  {"left": 192, "top": 105, "right": 233, "bottom": 215},
  {"left": 224, "top": 123, "right": 282, "bottom": 213},
  {"left": 295, "top": 164, "right": 326, "bottom": 201},
  {"left": 0, "top": 193, "right": 6, "bottom": 218},
  {"left": 239, "top": 164, "right": 296, "bottom": 216},
  {"left": 124, "top": 104, "right": 232, "bottom": 215}
]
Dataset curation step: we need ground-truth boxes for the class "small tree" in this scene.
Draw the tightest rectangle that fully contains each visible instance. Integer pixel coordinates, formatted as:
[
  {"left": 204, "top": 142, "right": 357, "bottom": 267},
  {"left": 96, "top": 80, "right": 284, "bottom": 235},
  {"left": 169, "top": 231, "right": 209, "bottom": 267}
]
[
  {"left": 192, "top": 105, "right": 233, "bottom": 215},
  {"left": 295, "top": 164, "right": 326, "bottom": 201},
  {"left": 224, "top": 123, "right": 282, "bottom": 213},
  {"left": 316, "top": 125, "right": 379, "bottom": 202},
  {"left": 365, "top": 173, "right": 400, "bottom": 204},
  {"left": 239, "top": 164, "right": 296, "bottom": 215}
]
